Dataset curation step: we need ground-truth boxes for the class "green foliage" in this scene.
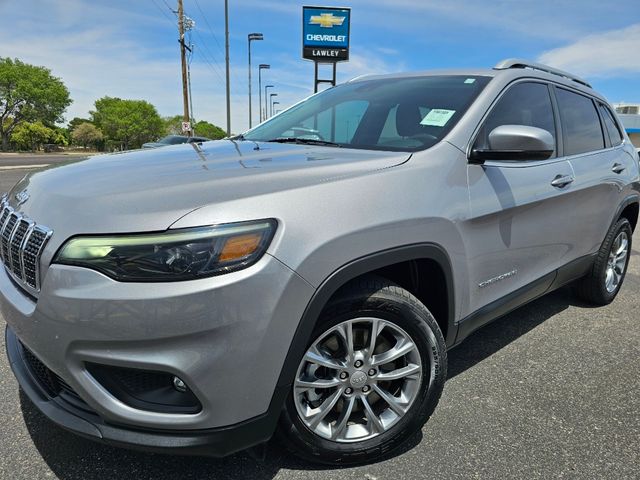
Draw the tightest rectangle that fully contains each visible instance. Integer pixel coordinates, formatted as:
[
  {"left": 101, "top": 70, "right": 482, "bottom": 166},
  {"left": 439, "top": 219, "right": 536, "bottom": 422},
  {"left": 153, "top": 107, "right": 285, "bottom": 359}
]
[
  {"left": 10, "top": 121, "right": 56, "bottom": 151},
  {"left": 194, "top": 120, "right": 226, "bottom": 140},
  {"left": 0, "top": 58, "right": 72, "bottom": 150},
  {"left": 72, "top": 122, "right": 103, "bottom": 149},
  {"left": 163, "top": 116, "right": 226, "bottom": 139},
  {"left": 163, "top": 115, "right": 184, "bottom": 136},
  {"left": 51, "top": 127, "right": 68, "bottom": 147},
  {"left": 67, "top": 117, "right": 93, "bottom": 132},
  {"left": 91, "top": 97, "right": 164, "bottom": 150}
]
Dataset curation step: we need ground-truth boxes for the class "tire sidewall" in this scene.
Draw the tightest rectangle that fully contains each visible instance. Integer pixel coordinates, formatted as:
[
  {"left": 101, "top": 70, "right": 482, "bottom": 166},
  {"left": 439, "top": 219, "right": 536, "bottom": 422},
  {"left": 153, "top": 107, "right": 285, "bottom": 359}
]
[
  {"left": 279, "top": 286, "right": 447, "bottom": 464},
  {"left": 597, "top": 218, "right": 633, "bottom": 303}
]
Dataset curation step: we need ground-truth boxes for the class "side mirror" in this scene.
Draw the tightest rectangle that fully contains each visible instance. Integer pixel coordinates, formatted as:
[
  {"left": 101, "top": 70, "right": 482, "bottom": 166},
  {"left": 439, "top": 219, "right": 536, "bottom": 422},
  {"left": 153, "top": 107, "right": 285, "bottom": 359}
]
[{"left": 470, "top": 125, "right": 555, "bottom": 163}]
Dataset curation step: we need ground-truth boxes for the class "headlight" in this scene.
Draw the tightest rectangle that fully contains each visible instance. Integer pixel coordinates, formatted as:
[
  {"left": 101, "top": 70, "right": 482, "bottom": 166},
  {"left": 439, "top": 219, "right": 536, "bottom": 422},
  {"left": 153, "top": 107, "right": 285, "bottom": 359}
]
[{"left": 53, "top": 219, "right": 276, "bottom": 282}]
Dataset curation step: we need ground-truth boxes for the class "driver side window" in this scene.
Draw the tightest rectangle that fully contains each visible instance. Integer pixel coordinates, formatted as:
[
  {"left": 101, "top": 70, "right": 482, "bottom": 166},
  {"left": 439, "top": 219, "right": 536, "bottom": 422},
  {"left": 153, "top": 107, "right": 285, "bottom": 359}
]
[{"left": 475, "top": 82, "right": 557, "bottom": 157}]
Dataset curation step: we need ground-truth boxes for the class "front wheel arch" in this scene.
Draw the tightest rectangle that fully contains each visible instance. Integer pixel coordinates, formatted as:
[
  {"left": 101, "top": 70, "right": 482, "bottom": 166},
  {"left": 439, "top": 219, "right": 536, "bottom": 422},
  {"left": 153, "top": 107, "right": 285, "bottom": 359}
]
[{"left": 274, "top": 243, "right": 455, "bottom": 394}]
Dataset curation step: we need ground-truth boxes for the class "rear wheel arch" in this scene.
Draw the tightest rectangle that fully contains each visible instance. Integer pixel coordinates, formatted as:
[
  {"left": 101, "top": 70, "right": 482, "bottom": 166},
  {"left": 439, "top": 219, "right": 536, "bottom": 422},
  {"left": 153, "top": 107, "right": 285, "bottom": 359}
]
[{"left": 619, "top": 199, "right": 639, "bottom": 232}]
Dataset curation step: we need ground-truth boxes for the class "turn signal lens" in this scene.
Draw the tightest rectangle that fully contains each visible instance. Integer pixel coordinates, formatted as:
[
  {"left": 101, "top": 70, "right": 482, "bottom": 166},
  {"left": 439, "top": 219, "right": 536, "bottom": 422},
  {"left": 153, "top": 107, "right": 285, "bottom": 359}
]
[{"left": 219, "top": 233, "right": 263, "bottom": 262}]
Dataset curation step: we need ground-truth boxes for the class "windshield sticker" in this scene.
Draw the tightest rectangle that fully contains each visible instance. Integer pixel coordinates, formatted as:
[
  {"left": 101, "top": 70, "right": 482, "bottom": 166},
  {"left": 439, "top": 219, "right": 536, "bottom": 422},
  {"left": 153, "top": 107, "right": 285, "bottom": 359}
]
[
  {"left": 464, "top": 78, "right": 476, "bottom": 84},
  {"left": 420, "top": 109, "right": 456, "bottom": 127}
]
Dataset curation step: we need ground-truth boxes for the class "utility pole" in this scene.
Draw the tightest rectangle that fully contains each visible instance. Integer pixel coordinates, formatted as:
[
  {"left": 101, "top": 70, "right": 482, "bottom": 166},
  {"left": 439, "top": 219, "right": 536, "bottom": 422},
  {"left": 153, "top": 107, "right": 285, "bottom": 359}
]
[
  {"left": 177, "top": 0, "right": 191, "bottom": 136},
  {"left": 224, "top": 0, "right": 231, "bottom": 136},
  {"left": 247, "top": 33, "right": 263, "bottom": 129},
  {"left": 187, "top": 44, "right": 195, "bottom": 134}
]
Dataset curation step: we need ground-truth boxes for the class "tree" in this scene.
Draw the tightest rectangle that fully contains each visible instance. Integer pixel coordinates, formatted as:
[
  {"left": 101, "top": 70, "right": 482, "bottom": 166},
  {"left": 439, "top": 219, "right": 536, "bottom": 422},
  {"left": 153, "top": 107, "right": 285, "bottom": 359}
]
[
  {"left": 91, "top": 97, "right": 164, "bottom": 150},
  {"left": 10, "top": 121, "right": 55, "bottom": 151},
  {"left": 193, "top": 120, "right": 226, "bottom": 140},
  {"left": 163, "top": 115, "right": 184, "bottom": 135},
  {"left": 72, "top": 122, "right": 103, "bottom": 149},
  {"left": 0, "top": 58, "right": 72, "bottom": 151},
  {"left": 67, "top": 117, "right": 93, "bottom": 132}
]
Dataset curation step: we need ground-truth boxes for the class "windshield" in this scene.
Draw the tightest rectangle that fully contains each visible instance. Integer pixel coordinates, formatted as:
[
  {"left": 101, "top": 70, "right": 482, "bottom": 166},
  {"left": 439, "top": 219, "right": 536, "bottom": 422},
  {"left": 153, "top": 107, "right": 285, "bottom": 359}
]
[
  {"left": 159, "top": 135, "right": 187, "bottom": 145},
  {"left": 243, "top": 75, "right": 490, "bottom": 152}
]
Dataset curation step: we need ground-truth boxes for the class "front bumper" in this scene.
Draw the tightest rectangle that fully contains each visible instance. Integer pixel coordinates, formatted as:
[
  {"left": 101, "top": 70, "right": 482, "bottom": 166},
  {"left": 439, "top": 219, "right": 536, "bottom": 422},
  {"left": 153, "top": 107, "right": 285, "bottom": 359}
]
[
  {"left": 1, "top": 255, "right": 313, "bottom": 454},
  {"left": 6, "top": 326, "right": 288, "bottom": 456}
]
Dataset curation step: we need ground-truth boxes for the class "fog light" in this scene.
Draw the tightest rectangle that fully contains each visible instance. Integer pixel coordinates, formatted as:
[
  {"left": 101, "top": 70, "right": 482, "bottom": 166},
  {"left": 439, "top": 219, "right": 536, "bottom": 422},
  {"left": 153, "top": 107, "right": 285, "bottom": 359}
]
[{"left": 172, "top": 376, "right": 187, "bottom": 393}]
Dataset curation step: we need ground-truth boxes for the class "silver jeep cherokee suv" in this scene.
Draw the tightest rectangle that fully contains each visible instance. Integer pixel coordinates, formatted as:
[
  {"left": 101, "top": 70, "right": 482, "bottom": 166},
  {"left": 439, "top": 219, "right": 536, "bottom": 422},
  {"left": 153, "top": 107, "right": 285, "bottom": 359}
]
[{"left": 1, "top": 59, "right": 638, "bottom": 464}]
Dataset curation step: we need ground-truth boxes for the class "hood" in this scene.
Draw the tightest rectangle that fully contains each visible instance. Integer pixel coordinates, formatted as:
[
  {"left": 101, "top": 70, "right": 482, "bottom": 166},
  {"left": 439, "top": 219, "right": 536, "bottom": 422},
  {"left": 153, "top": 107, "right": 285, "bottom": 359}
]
[{"left": 6, "top": 140, "right": 410, "bottom": 234}]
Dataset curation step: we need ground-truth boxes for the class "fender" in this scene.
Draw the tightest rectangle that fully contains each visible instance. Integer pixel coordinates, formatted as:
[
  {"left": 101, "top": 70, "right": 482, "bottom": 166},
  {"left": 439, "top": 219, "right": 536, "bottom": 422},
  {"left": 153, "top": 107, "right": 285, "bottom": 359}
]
[
  {"left": 610, "top": 193, "right": 640, "bottom": 234},
  {"left": 274, "top": 243, "right": 456, "bottom": 391}
]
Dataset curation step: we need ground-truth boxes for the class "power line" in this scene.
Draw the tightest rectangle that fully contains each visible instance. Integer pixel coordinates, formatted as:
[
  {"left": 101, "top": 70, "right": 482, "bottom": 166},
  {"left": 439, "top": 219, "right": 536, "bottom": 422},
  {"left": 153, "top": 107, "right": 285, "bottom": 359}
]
[
  {"left": 160, "top": 0, "right": 176, "bottom": 14},
  {"left": 190, "top": 0, "right": 244, "bottom": 93},
  {"left": 191, "top": 29, "right": 226, "bottom": 83},
  {"left": 192, "top": 0, "right": 226, "bottom": 59},
  {"left": 150, "top": 0, "right": 176, "bottom": 25}
]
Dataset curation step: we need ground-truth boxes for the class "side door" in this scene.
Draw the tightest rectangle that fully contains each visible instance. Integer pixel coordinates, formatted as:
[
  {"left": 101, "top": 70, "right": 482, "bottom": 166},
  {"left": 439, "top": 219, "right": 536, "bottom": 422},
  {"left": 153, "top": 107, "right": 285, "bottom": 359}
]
[
  {"left": 556, "top": 88, "right": 634, "bottom": 257},
  {"left": 462, "top": 81, "right": 578, "bottom": 317}
]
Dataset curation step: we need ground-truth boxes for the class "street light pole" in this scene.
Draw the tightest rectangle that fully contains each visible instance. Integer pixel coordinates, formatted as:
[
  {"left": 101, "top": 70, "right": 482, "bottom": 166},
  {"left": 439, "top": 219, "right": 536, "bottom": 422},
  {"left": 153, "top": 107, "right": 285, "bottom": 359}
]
[
  {"left": 247, "top": 33, "right": 263, "bottom": 129},
  {"left": 224, "top": 0, "right": 231, "bottom": 136},
  {"left": 264, "top": 85, "right": 274, "bottom": 120},
  {"left": 272, "top": 101, "right": 280, "bottom": 117},
  {"left": 258, "top": 64, "right": 270, "bottom": 123},
  {"left": 269, "top": 93, "right": 278, "bottom": 118}
]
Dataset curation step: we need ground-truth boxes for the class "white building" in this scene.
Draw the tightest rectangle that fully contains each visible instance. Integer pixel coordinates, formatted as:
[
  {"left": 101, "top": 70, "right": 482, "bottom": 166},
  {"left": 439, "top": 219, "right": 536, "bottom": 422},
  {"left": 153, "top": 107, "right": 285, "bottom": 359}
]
[{"left": 613, "top": 103, "right": 640, "bottom": 147}]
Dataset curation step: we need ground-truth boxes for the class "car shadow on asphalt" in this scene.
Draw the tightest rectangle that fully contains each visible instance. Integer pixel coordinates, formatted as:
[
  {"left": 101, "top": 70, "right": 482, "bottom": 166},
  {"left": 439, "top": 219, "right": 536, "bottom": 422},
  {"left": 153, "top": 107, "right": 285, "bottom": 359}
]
[{"left": 19, "top": 286, "right": 591, "bottom": 480}]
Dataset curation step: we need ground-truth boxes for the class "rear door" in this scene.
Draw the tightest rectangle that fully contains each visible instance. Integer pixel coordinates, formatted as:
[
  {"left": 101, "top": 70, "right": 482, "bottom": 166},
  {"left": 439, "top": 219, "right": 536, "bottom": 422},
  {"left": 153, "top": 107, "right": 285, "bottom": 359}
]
[
  {"left": 554, "top": 88, "right": 631, "bottom": 257},
  {"left": 464, "top": 81, "right": 578, "bottom": 314}
]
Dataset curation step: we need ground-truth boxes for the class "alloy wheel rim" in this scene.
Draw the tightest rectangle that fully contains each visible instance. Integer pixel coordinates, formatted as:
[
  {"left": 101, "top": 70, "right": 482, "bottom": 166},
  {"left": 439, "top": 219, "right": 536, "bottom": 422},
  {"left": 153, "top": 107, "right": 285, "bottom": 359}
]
[
  {"left": 605, "top": 231, "right": 629, "bottom": 293},
  {"left": 293, "top": 317, "right": 423, "bottom": 443}
]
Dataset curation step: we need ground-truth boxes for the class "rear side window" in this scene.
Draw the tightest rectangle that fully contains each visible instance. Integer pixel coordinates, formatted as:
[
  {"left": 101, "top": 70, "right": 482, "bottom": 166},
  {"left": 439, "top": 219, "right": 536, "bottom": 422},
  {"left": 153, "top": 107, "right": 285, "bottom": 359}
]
[
  {"left": 598, "top": 104, "right": 623, "bottom": 146},
  {"left": 555, "top": 88, "right": 604, "bottom": 155},
  {"left": 475, "top": 82, "right": 556, "bottom": 156}
]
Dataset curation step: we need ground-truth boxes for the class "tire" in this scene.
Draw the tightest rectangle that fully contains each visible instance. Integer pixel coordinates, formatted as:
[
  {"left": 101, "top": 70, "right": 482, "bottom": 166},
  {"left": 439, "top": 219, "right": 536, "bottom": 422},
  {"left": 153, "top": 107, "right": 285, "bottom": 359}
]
[
  {"left": 277, "top": 275, "right": 447, "bottom": 465},
  {"left": 576, "top": 217, "right": 633, "bottom": 305}
]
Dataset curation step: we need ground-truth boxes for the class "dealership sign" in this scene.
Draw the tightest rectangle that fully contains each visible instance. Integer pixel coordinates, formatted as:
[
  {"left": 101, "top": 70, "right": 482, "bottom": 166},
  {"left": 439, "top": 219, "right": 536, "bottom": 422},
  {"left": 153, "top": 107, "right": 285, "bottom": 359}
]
[{"left": 302, "top": 6, "right": 351, "bottom": 62}]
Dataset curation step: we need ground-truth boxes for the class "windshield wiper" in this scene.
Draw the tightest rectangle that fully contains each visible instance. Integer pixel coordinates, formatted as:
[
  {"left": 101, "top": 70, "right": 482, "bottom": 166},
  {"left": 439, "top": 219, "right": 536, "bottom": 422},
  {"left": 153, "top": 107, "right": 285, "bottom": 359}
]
[{"left": 267, "top": 137, "right": 342, "bottom": 148}]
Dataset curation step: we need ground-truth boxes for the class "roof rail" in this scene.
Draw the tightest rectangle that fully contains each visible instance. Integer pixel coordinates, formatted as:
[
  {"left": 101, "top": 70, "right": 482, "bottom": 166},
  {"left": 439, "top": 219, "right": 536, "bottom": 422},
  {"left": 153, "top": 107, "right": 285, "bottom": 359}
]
[{"left": 494, "top": 58, "right": 591, "bottom": 88}]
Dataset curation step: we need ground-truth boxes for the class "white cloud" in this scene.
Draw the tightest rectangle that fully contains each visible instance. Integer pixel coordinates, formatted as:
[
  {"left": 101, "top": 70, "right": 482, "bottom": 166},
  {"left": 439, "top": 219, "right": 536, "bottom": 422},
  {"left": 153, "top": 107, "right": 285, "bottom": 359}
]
[{"left": 538, "top": 24, "right": 640, "bottom": 78}]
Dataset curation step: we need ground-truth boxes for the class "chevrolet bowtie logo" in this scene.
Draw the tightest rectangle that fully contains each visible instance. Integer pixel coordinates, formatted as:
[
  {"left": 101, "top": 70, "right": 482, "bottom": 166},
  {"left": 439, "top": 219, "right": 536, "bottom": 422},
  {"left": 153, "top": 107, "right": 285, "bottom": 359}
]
[{"left": 309, "top": 13, "right": 346, "bottom": 28}]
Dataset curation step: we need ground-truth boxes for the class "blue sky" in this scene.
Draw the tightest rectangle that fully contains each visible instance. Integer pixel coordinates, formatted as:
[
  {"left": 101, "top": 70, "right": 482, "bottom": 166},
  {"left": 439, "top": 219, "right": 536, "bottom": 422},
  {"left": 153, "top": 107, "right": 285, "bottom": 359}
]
[{"left": 1, "top": 0, "right": 639, "bottom": 133}]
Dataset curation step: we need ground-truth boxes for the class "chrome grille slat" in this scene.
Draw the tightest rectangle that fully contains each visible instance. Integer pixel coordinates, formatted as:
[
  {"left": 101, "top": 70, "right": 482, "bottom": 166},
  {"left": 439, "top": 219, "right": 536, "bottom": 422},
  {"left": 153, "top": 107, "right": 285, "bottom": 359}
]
[{"left": 0, "top": 194, "right": 52, "bottom": 293}]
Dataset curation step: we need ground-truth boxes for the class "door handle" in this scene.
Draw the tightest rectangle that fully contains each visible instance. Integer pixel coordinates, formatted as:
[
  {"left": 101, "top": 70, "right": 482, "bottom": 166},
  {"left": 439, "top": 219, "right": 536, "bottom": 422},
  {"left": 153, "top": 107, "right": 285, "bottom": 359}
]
[
  {"left": 612, "top": 163, "right": 626, "bottom": 174},
  {"left": 550, "top": 175, "right": 574, "bottom": 188}
]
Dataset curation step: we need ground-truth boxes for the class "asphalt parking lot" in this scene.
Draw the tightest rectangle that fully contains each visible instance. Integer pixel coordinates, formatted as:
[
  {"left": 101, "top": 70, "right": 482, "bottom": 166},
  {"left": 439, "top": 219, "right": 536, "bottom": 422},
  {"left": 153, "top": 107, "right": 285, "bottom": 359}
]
[{"left": 0, "top": 165, "right": 638, "bottom": 479}]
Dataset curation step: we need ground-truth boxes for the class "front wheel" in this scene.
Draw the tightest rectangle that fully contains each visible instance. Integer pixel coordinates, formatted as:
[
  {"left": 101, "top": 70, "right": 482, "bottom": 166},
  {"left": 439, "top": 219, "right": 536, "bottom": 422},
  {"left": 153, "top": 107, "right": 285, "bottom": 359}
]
[{"left": 277, "top": 276, "right": 447, "bottom": 465}]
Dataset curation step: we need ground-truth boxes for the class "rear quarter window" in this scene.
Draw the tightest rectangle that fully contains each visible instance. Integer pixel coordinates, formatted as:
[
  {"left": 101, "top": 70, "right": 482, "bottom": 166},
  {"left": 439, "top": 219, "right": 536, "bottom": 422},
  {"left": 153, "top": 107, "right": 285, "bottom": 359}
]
[{"left": 598, "top": 104, "right": 623, "bottom": 147}]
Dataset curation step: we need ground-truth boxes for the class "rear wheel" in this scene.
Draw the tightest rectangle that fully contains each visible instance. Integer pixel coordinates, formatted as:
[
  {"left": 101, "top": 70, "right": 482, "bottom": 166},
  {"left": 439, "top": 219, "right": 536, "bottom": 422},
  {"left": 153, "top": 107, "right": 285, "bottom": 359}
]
[
  {"left": 278, "top": 276, "right": 447, "bottom": 465},
  {"left": 576, "top": 217, "right": 632, "bottom": 305}
]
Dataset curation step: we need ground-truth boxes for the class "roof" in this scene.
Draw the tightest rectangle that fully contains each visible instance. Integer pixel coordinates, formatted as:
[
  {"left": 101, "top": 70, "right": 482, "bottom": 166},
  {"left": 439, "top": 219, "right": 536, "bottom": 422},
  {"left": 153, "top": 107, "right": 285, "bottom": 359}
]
[{"left": 348, "top": 59, "right": 601, "bottom": 100}]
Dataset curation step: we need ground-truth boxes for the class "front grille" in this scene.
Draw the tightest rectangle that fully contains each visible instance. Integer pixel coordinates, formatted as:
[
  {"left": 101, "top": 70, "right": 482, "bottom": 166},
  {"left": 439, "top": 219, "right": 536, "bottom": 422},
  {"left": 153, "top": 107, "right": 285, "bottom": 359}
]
[{"left": 0, "top": 194, "right": 52, "bottom": 292}]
